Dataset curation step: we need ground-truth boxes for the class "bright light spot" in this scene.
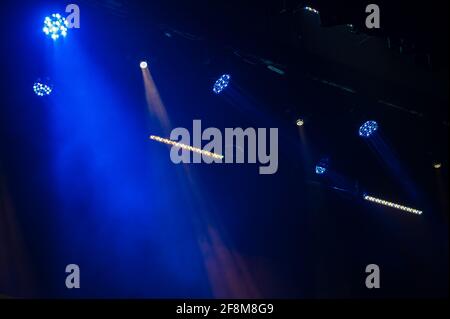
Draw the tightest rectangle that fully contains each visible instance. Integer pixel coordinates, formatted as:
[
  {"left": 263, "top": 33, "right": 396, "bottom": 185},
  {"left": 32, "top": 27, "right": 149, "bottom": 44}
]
[
  {"left": 304, "top": 6, "right": 320, "bottom": 14},
  {"left": 433, "top": 162, "right": 442, "bottom": 169},
  {"left": 359, "top": 120, "right": 378, "bottom": 138},
  {"left": 315, "top": 166, "right": 326, "bottom": 175},
  {"left": 43, "top": 13, "right": 68, "bottom": 40},
  {"left": 315, "top": 158, "right": 329, "bottom": 175},
  {"left": 213, "top": 74, "right": 231, "bottom": 94},
  {"left": 296, "top": 118, "right": 305, "bottom": 127},
  {"left": 140, "top": 61, "right": 148, "bottom": 69}
]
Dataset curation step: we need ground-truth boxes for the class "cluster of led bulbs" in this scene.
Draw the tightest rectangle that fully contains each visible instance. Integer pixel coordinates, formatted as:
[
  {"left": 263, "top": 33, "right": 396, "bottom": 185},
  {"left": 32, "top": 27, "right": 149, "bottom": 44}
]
[
  {"left": 43, "top": 14, "right": 68, "bottom": 40},
  {"left": 213, "top": 74, "right": 231, "bottom": 94},
  {"left": 33, "top": 82, "right": 53, "bottom": 97},
  {"left": 359, "top": 120, "right": 378, "bottom": 138}
]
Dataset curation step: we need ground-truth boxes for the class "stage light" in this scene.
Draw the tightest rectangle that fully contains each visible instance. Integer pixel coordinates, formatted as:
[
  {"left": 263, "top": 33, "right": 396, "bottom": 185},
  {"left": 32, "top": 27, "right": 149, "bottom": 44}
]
[
  {"left": 149, "top": 135, "right": 224, "bottom": 160},
  {"left": 433, "top": 162, "right": 442, "bottom": 169},
  {"left": 213, "top": 74, "right": 231, "bottom": 94},
  {"left": 43, "top": 14, "right": 68, "bottom": 40},
  {"left": 304, "top": 6, "right": 320, "bottom": 14},
  {"left": 315, "top": 166, "right": 326, "bottom": 175},
  {"left": 363, "top": 194, "right": 423, "bottom": 215},
  {"left": 33, "top": 81, "right": 52, "bottom": 97},
  {"left": 296, "top": 118, "right": 305, "bottom": 127},
  {"left": 315, "top": 158, "right": 329, "bottom": 175},
  {"left": 359, "top": 120, "right": 378, "bottom": 138},
  {"left": 140, "top": 61, "right": 148, "bottom": 69}
]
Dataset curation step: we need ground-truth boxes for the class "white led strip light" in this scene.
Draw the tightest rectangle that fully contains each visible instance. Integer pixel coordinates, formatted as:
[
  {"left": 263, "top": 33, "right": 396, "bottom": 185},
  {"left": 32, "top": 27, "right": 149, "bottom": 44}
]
[
  {"left": 364, "top": 195, "right": 423, "bottom": 215},
  {"left": 150, "top": 135, "right": 224, "bottom": 160}
]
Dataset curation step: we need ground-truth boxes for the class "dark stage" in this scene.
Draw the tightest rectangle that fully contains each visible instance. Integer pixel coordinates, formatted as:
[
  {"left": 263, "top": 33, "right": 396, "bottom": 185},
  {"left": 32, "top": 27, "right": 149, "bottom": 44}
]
[{"left": 0, "top": 0, "right": 448, "bottom": 300}]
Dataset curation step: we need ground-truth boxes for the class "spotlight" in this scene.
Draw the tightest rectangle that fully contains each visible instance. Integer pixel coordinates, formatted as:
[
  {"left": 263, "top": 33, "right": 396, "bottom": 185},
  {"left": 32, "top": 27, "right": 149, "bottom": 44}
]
[
  {"left": 433, "top": 162, "right": 442, "bottom": 169},
  {"left": 296, "top": 118, "right": 305, "bottom": 127},
  {"left": 364, "top": 194, "right": 423, "bottom": 215},
  {"left": 315, "top": 166, "right": 326, "bottom": 175},
  {"left": 359, "top": 120, "right": 378, "bottom": 138},
  {"left": 213, "top": 74, "right": 231, "bottom": 94},
  {"left": 43, "top": 14, "right": 68, "bottom": 40},
  {"left": 140, "top": 61, "right": 148, "bottom": 69},
  {"left": 33, "top": 81, "right": 53, "bottom": 97},
  {"left": 315, "top": 158, "right": 329, "bottom": 175}
]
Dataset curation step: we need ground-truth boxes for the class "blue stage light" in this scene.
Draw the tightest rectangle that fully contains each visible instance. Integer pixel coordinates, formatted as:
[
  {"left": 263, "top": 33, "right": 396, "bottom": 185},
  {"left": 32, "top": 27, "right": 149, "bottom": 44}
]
[
  {"left": 43, "top": 14, "right": 68, "bottom": 40},
  {"left": 359, "top": 120, "right": 378, "bottom": 138},
  {"left": 33, "top": 81, "right": 53, "bottom": 96},
  {"left": 315, "top": 165, "right": 326, "bottom": 175},
  {"left": 315, "top": 158, "right": 329, "bottom": 175},
  {"left": 213, "top": 74, "right": 231, "bottom": 94}
]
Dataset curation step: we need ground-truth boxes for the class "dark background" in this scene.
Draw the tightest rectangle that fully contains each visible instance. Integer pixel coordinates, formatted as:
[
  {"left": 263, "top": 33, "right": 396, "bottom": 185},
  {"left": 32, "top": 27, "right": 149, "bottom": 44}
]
[{"left": 0, "top": 0, "right": 448, "bottom": 298}]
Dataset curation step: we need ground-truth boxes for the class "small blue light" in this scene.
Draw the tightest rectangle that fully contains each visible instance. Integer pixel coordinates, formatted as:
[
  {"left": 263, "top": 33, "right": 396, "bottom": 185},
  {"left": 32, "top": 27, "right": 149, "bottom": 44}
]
[
  {"left": 213, "top": 74, "right": 231, "bottom": 94},
  {"left": 315, "top": 166, "right": 326, "bottom": 175},
  {"left": 359, "top": 120, "right": 378, "bottom": 138},
  {"left": 315, "top": 158, "right": 329, "bottom": 175},
  {"left": 33, "top": 81, "right": 53, "bottom": 97},
  {"left": 43, "top": 14, "right": 68, "bottom": 40}
]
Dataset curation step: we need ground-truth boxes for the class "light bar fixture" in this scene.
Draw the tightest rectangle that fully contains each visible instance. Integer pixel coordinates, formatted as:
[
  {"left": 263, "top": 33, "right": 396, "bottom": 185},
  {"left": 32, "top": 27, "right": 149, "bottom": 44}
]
[
  {"left": 304, "top": 6, "right": 320, "bottom": 14},
  {"left": 363, "top": 194, "right": 423, "bottom": 215},
  {"left": 149, "top": 135, "right": 224, "bottom": 160}
]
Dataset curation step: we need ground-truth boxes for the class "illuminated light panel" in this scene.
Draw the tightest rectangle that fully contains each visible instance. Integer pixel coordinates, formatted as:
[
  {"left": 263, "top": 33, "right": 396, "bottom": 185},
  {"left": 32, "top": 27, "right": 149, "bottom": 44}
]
[
  {"left": 43, "top": 13, "right": 68, "bottom": 40},
  {"left": 359, "top": 120, "right": 378, "bottom": 138},
  {"left": 149, "top": 135, "right": 224, "bottom": 160},
  {"left": 364, "top": 194, "right": 423, "bottom": 215},
  {"left": 304, "top": 6, "right": 320, "bottom": 14},
  {"left": 213, "top": 74, "right": 231, "bottom": 94}
]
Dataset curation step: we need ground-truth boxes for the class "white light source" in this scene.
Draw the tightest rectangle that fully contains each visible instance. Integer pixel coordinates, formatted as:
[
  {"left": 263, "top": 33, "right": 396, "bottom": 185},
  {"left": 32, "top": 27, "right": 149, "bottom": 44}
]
[
  {"left": 364, "top": 194, "right": 423, "bottom": 215},
  {"left": 296, "top": 118, "right": 305, "bottom": 127},
  {"left": 304, "top": 6, "right": 320, "bottom": 14},
  {"left": 433, "top": 162, "right": 442, "bottom": 169},
  {"left": 43, "top": 13, "right": 68, "bottom": 40},
  {"left": 140, "top": 61, "right": 148, "bottom": 69},
  {"left": 149, "top": 135, "right": 224, "bottom": 160}
]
